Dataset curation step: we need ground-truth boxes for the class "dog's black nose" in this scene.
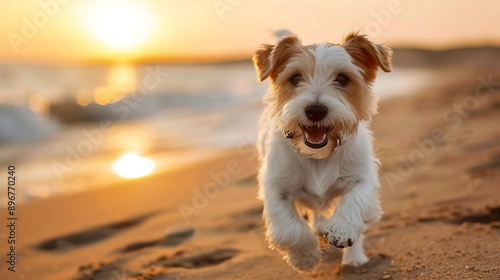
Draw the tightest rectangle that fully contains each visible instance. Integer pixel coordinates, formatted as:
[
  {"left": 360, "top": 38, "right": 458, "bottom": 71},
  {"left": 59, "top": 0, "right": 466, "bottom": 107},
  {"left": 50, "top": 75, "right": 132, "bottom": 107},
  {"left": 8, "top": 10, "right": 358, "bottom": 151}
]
[{"left": 305, "top": 104, "right": 328, "bottom": 122}]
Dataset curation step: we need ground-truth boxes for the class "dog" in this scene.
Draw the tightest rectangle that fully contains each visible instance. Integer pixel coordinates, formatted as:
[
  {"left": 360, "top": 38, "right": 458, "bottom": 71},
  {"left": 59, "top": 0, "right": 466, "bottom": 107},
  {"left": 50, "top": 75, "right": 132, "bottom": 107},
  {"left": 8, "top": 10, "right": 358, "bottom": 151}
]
[{"left": 252, "top": 32, "right": 391, "bottom": 272}]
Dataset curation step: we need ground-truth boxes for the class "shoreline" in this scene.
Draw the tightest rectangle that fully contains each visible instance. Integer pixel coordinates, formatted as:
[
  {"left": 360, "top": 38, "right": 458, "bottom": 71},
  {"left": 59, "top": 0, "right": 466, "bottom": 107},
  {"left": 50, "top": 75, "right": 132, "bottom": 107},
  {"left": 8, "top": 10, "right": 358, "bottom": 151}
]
[
  {"left": 1, "top": 66, "right": 432, "bottom": 205},
  {"left": 1, "top": 64, "right": 500, "bottom": 279}
]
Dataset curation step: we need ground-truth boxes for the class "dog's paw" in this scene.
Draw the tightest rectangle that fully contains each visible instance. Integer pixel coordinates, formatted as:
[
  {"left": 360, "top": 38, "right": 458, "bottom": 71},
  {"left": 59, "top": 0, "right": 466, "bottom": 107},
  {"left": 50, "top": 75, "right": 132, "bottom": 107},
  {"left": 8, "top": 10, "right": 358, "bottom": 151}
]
[
  {"left": 324, "top": 232, "right": 353, "bottom": 248},
  {"left": 342, "top": 254, "right": 368, "bottom": 266},
  {"left": 323, "top": 220, "right": 360, "bottom": 249},
  {"left": 341, "top": 251, "right": 368, "bottom": 266},
  {"left": 287, "top": 247, "right": 321, "bottom": 272}
]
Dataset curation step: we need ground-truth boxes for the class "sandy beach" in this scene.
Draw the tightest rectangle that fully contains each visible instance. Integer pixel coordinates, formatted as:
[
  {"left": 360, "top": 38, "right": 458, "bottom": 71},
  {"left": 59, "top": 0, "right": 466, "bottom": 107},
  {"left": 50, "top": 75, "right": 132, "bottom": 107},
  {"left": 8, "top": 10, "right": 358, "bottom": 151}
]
[{"left": 1, "top": 49, "right": 500, "bottom": 280}]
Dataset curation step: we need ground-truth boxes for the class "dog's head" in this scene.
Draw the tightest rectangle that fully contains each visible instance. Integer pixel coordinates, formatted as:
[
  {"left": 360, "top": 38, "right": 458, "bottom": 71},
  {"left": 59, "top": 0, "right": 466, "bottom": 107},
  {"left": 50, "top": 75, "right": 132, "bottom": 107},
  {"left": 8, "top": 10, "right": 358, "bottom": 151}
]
[{"left": 253, "top": 32, "right": 392, "bottom": 159}]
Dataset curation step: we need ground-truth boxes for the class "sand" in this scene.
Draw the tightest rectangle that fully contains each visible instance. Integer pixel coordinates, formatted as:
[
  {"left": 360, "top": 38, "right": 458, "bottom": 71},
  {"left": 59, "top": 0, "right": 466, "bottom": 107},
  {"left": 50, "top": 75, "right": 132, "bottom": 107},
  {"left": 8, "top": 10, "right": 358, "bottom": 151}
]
[{"left": 1, "top": 51, "right": 500, "bottom": 279}]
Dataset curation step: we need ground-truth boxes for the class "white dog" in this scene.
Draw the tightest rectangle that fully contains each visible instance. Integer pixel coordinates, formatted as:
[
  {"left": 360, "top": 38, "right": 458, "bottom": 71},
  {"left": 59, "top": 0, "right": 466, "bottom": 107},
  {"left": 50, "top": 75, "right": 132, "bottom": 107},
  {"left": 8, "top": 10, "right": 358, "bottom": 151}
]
[{"left": 253, "top": 32, "right": 391, "bottom": 272}]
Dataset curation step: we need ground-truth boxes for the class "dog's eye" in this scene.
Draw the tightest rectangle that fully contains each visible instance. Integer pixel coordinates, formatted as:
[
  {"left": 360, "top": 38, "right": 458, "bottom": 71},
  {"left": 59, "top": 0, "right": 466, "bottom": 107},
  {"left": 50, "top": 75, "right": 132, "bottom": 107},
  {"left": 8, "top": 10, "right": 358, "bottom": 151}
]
[
  {"left": 334, "top": 73, "right": 349, "bottom": 87},
  {"left": 290, "top": 74, "right": 303, "bottom": 87}
]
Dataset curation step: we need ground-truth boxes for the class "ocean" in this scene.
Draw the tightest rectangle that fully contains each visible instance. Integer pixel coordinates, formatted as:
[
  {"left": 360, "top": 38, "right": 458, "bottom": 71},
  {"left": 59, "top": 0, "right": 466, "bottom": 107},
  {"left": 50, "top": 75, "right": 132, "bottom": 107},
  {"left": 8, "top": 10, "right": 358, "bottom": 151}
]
[{"left": 0, "top": 62, "right": 431, "bottom": 203}]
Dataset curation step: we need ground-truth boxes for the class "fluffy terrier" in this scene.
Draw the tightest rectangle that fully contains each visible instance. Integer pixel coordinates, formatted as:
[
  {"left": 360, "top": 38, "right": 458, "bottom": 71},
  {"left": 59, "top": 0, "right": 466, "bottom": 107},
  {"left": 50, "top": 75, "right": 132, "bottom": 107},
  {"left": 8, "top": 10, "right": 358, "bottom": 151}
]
[{"left": 252, "top": 32, "right": 392, "bottom": 272}]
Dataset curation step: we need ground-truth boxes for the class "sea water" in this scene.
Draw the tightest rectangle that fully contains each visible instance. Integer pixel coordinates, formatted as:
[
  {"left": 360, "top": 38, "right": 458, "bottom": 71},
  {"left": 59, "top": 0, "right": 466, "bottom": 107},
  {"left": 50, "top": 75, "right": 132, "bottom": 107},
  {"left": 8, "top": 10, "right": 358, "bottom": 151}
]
[{"left": 0, "top": 62, "right": 431, "bottom": 203}]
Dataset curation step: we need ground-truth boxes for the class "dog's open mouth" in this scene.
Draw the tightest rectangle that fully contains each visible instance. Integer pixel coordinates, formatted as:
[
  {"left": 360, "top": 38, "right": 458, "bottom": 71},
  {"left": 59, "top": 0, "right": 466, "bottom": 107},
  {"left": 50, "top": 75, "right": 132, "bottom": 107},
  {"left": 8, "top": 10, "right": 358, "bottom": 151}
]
[{"left": 302, "top": 126, "right": 331, "bottom": 149}]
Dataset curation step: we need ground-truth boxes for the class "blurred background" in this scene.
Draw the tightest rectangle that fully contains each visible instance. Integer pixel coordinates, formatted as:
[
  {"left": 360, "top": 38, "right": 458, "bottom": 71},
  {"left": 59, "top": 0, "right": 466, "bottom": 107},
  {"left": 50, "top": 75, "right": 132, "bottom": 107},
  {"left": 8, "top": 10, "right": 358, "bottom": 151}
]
[{"left": 1, "top": 0, "right": 499, "bottom": 203}]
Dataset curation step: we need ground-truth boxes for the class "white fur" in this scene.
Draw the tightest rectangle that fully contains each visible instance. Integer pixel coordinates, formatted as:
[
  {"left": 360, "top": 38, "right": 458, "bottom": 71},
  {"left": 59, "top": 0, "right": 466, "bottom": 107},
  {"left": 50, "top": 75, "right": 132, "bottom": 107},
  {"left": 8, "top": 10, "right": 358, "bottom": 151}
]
[{"left": 256, "top": 39, "right": 383, "bottom": 272}]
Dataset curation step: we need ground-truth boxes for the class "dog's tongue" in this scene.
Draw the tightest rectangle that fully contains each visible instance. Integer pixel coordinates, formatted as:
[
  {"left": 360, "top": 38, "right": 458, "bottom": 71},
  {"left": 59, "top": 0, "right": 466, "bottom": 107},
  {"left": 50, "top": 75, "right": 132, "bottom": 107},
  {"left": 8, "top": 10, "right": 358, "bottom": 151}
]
[{"left": 305, "top": 126, "right": 328, "bottom": 143}]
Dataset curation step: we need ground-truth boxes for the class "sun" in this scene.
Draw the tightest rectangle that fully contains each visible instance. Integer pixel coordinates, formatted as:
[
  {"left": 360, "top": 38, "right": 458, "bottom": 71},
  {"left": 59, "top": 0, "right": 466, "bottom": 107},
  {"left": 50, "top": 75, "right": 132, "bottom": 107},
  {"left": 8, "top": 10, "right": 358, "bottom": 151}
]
[{"left": 84, "top": 2, "right": 152, "bottom": 49}]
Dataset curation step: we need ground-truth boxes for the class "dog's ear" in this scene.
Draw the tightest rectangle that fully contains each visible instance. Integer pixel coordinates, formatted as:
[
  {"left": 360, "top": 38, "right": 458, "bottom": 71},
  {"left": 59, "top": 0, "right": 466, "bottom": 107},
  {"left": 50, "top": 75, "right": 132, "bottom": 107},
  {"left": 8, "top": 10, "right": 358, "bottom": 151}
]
[
  {"left": 252, "top": 44, "right": 274, "bottom": 82},
  {"left": 342, "top": 32, "right": 392, "bottom": 83},
  {"left": 252, "top": 35, "right": 302, "bottom": 82}
]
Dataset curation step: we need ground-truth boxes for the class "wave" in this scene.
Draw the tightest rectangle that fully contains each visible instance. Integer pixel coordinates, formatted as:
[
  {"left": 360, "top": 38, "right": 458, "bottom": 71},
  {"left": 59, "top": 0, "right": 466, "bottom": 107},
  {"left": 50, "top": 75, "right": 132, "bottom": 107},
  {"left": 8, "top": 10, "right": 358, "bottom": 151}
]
[{"left": 0, "top": 105, "right": 59, "bottom": 144}]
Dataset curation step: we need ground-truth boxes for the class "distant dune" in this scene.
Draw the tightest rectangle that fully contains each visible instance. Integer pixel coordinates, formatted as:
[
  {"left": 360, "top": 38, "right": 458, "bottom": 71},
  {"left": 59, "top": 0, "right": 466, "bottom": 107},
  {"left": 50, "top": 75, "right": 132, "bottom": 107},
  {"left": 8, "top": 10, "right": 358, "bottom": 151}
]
[
  {"left": 82, "top": 46, "right": 500, "bottom": 67},
  {"left": 392, "top": 46, "right": 500, "bottom": 69}
]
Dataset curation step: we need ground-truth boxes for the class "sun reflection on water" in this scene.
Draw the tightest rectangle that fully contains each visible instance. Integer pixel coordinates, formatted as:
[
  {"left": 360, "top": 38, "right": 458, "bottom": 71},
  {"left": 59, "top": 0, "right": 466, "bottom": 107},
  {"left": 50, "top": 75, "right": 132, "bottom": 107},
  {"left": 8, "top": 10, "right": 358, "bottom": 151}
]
[
  {"left": 92, "top": 64, "right": 137, "bottom": 105},
  {"left": 112, "top": 152, "right": 156, "bottom": 179}
]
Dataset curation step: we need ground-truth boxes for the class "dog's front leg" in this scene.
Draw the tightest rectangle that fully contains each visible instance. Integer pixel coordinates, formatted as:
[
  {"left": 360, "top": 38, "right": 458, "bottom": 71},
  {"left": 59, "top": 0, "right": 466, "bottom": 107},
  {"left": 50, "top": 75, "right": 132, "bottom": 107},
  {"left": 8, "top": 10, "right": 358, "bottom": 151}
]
[
  {"left": 323, "top": 183, "right": 381, "bottom": 266},
  {"left": 262, "top": 186, "right": 321, "bottom": 272}
]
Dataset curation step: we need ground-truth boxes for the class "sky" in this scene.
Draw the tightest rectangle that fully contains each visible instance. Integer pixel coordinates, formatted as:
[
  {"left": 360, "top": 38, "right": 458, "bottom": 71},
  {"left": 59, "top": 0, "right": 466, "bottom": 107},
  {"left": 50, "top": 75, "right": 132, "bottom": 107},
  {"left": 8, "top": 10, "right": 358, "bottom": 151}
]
[{"left": 1, "top": 0, "right": 499, "bottom": 64}]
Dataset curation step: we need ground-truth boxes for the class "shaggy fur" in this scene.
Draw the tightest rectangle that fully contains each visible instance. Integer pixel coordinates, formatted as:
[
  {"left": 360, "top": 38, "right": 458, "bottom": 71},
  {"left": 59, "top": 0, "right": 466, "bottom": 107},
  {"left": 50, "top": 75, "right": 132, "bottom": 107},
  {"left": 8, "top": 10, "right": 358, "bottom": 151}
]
[{"left": 253, "top": 32, "right": 392, "bottom": 272}]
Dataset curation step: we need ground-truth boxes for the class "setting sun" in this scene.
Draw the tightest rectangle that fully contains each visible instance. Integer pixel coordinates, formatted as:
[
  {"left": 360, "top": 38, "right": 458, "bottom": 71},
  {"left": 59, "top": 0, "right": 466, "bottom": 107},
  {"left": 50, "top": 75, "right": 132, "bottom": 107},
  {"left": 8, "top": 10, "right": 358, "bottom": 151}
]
[{"left": 83, "top": 2, "right": 152, "bottom": 49}]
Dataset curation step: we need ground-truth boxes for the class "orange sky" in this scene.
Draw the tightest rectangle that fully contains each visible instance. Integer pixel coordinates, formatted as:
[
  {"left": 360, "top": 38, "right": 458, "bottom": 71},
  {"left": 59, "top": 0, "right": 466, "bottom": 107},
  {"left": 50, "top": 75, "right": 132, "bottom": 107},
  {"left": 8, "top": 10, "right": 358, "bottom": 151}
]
[{"left": 1, "top": 0, "right": 499, "bottom": 64}]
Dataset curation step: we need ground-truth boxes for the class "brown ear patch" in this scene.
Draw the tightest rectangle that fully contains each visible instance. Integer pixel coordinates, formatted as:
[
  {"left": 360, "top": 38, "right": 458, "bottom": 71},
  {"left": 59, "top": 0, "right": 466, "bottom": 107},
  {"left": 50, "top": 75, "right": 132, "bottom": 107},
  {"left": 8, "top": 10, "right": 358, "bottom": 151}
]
[
  {"left": 252, "top": 35, "right": 303, "bottom": 82},
  {"left": 342, "top": 32, "right": 392, "bottom": 83},
  {"left": 253, "top": 44, "right": 274, "bottom": 82}
]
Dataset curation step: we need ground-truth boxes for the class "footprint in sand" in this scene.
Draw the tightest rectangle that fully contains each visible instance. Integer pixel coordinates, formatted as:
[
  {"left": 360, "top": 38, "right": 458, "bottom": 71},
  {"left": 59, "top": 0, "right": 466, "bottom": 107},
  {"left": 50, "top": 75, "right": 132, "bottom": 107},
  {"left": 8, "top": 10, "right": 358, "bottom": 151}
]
[
  {"left": 156, "top": 248, "right": 239, "bottom": 269},
  {"left": 399, "top": 202, "right": 500, "bottom": 233},
  {"left": 448, "top": 206, "right": 500, "bottom": 226},
  {"left": 76, "top": 248, "right": 239, "bottom": 280},
  {"left": 35, "top": 212, "right": 157, "bottom": 251},
  {"left": 468, "top": 154, "right": 500, "bottom": 177},
  {"left": 118, "top": 226, "right": 195, "bottom": 253},
  {"left": 209, "top": 206, "right": 263, "bottom": 233}
]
